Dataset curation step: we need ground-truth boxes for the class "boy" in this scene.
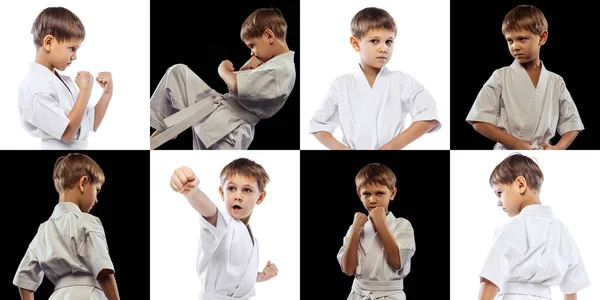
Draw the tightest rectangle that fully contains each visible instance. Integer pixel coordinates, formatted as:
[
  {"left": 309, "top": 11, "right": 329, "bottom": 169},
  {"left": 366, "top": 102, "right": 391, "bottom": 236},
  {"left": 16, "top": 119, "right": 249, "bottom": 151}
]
[
  {"left": 150, "top": 8, "right": 296, "bottom": 150},
  {"left": 170, "top": 158, "right": 278, "bottom": 299},
  {"left": 466, "top": 5, "right": 584, "bottom": 150},
  {"left": 19, "top": 7, "right": 114, "bottom": 150},
  {"left": 13, "top": 153, "right": 120, "bottom": 300},
  {"left": 309, "top": 7, "right": 440, "bottom": 150},
  {"left": 337, "top": 163, "right": 416, "bottom": 299},
  {"left": 479, "top": 153, "right": 589, "bottom": 299}
]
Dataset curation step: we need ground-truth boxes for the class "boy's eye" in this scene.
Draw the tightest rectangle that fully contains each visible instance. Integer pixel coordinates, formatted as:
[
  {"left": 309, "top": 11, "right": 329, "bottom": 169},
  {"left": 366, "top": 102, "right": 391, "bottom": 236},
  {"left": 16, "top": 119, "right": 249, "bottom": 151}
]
[
  {"left": 228, "top": 186, "right": 235, "bottom": 191},
  {"left": 370, "top": 39, "right": 378, "bottom": 44},
  {"left": 377, "top": 192, "right": 384, "bottom": 195},
  {"left": 386, "top": 40, "right": 393, "bottom": 45},
  {"left": 243, "top": 188, "right": 252, "bottom": 192}
]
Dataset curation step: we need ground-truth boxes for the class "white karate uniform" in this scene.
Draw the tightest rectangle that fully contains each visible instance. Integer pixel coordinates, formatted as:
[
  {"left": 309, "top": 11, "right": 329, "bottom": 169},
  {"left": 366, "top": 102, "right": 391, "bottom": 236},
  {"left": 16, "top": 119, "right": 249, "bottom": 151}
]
[
  {"left": 309, "top": 65, "right": 441, "bottom": 150},
  {"left": 150, "top": 51, "right": 296, "bottom": 150},
  {"left": 337, "top": 212, "right": 416, "bottom": 300},
  {"left": 466, "top": 60, "right": 584, "bottom": 150},
  {"left": 480, "top": 205, "right": 590, "bottom": 299},
  {"left": 18, "top": 63, "right": 95, "bottom": 149},
  {"left": 197, "top": 204, "right": 259, "bottom": 299},
  {"left": 13, "top": 202, "right": 114, "bottom": 299}
]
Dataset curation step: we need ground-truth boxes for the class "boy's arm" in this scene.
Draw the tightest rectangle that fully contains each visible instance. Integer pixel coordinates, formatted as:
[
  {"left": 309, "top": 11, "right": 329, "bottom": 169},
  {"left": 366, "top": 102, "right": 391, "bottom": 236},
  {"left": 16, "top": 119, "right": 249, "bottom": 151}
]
[
  {"left": 312, "top": 131, "right": 352, "bottom": 150},
  {"left": 370, "top": 208, "right": 401, "bottom": 269},
  {"left": 379, "top": 120, "right": 438, "bottom": 150},
  {"left": 478, "top": 278, "right": 499, "bottom": 300},
  {"left": 218, "top": 60, "right": 238, "bottom": 94},
  {"left": 18, "top": 288, "right": 34, "bottom": 300},
  {"left": 185, "top": 188, "right": 218, "bottom": 226},
  {"left": 564, "top": 294, "right": 577, "bottom": 300},
  {"left": 93, "top": 72, "right": 113, "bottom": 131},
  {"left": 63, "top": 72, "right": 93, "bottom": 142},
  {"left": 471, "top": 122, "right": 532, "bottom": 150},
  {"left": 97, "top": 269, "right": 120, "bottom": 300},
  {"left": 341, "top": 213, "right": 368, "bottom": 276},
  {"left": 541, "top": 131, "right": 578, "bottom": 150}
]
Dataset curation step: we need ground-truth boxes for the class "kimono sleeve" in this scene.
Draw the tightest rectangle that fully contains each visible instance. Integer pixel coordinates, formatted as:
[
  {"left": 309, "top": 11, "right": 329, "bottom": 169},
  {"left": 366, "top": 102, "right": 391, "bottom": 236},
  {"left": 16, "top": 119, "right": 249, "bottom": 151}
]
[
  {"left": 198, "top": 205, "right": 231, "bottom": 256},
  {"left": 309, "top": 79, "right": 340, "bottom": 134},
  {"left": 466, "top": 70, "right": 503, "bottom": 126},
  {"left": 402, "top": 76, "right": 441, "bottom": 132},
  {"left": 78, "top": 216, "right": 115, "bottom": 279},
  {"left": 559, "top": 243, "right": 590, "bottom": 294},
  {"left": 12, "top": 243, "right": 44, "bottom": 291},
  {"left": 479, "top": 234, "right": 518, "bottom": 289},
  {"left": 21, "top": 91, "right": 70, "bottom": 140},
  {"left": 236, "top": 66, "right": 295, "bottom": 119},
  {"left": 557, "top": 79, "right": 584, "bottom": 135},
  {"left": 392, "top": 218, "right": 416, "bottom": 271},
  {"left": 336, "top": 225, "right": 353, "bottom": 271}
]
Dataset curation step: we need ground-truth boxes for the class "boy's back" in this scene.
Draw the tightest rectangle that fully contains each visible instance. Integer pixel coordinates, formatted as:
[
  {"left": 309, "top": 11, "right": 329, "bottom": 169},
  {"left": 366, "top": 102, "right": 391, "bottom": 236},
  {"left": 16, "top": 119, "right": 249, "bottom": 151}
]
[
  {"left": 13, "top": 202, "right": 113, "bottom": 299},
  {"left": 480, "top": 205, "right": 589, "bottom": 298}
]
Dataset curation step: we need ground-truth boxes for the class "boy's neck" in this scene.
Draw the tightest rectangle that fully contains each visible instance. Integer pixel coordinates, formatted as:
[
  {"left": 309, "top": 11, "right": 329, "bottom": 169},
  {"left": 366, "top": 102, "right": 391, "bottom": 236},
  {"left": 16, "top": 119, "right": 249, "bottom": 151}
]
[
  {"left": 271, "top": 39, "right": 290, "bottom": 58},
  {"left": 520, "top": 57, "right": 542, "bottom": 73},
  {"left": 518, "top": 194, "right": 542, "bottom": 212},
  {"left": 58, "top": 189, "right": 81, "bottom": 210},
  {"left": 359, "top": 62, "right": 382, "bottom": 87},
  {"left": 35, "top": 49, "right": 55, "bottom": 72}
]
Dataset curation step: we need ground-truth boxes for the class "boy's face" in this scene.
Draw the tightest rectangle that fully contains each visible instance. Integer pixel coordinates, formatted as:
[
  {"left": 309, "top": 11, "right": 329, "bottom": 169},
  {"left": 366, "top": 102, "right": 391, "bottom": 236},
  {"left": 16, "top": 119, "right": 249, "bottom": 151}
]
[
  {"left": 492, "top": 180, "right": 524, "bottom": 217},
  {"left": 504, "top": 29, "right": 547, "bottom": 64},
  {"left": 357, "top": 183, "right": 397, "bottom": 214},
  {"left": 352, "top": 29, "right": 396, "bottom": 71},
  {"left": 48, "top": 37, "right": 83, "bottom": 71},
  {"left": 219, "top": 174, "right": 265, "bottom": 222},
  {"left": 81, "top": 182, "right": 101, "bottom": 213},
  {"left": 244, "top": 30, "right": 275, "bottom": 63}
]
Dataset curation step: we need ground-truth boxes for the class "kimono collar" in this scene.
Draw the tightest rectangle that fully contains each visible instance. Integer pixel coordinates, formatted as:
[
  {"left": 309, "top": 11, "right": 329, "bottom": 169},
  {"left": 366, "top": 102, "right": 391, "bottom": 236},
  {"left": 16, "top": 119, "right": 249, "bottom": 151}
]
[
  {"left": 519, "top": 204, "right": 553, "bottom": 217},
  {"left": 264, "top": 51, "right": 295, "bottom": 67},
  {"left": 510, "top": 59, "right": 547, "bottom": 73},
  {"left": 51, "top": 202, "right": 83, "bottom": 218},
  {"left": 354, "top": 63, "right": 390, "bottom": 78}
]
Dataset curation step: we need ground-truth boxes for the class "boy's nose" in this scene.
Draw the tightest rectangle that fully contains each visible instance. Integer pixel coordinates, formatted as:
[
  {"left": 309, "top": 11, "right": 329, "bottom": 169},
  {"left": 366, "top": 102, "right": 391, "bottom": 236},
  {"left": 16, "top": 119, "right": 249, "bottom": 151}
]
[{"left": 497, "top": 200, "right": 502, "bottom": 206}]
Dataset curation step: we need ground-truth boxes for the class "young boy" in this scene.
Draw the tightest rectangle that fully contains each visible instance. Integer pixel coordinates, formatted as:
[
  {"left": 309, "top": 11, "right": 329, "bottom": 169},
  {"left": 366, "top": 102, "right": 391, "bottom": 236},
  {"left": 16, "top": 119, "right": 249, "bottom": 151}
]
[
  {"left": 150, "top": 7, "right": 296, "bottom": 150},
  {"left": 466, "top": 5, "right": 584, "bottom": 150},
  {"left": 479, "top": 153, "right": 589, "bottom": 299},
  {"left": 13, "top": 153, "right": 120, "bottom": 300},
  {"left": 18, "top": 7, "right": 114, "bottom": 150},
  {"left": 170, "top": 158, "right": 278, "bottom": 299},
  {"left": 309, "top": 7, "right": 441, "bottom": 150},
  {"left": 337, "top": 163, "right": 416, "bottom": 299}
]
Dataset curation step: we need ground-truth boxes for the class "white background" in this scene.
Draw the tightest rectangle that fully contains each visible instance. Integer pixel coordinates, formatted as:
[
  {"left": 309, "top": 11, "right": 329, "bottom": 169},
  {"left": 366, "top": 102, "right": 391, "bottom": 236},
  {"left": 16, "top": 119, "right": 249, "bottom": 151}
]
[
  {"left": 300, "top": 0, "right": 450, "bottom": 150},
  {"left": 0, "top": 0, "right": 150, "bottom": 150},
  {"left": 150, "top": 151, "right": 300, "bottom": 300},
  {"left": 451, "top": 151, "right": 598, "bottom": 299}
]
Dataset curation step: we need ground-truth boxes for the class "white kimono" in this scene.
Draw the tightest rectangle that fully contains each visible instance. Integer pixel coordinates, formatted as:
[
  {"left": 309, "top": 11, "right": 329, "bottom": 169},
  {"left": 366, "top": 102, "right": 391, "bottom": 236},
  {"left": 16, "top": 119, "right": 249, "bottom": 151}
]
[
  {"left": 337, "top": 212, "right": 416, "bottom": 300},
  {"left": 18, "top": 63, "right": 95, "bottom": 149},
  {"left": 480, "top": 205, "right": 590, "bottom": 299},
  {"left": 309, "top": 65, "right": 441, "bottom": 149},
  {"left": 466, "top": 60, "right": 584, "bottom": 150},
  {"left": 197, "top": 204, "right": 259, "bottom": 299},
  {"left": 150, "top": 51, "right": 296, "bottom": 150},
  {"left": 13, "top": 202, "right": 114, "bottom": 299}
]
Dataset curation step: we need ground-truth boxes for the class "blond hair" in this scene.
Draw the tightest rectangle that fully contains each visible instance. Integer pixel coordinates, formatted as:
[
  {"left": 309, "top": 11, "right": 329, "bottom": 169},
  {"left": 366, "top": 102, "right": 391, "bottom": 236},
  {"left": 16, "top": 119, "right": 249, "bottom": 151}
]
[
  {"left": 351, "top": 7, "right": 397, "bottom": 40},
  {"left": 53, "top": 153, "right": 104, "bottom": 193},
  {"left": 355, "top": 163, "right": 396, "bottom": 191},
  {"left": 240, "top": 8, "right": 287, "bottom": 41},
  {"left": 220, "top": 158, "right": 270, "bottom": 192}
]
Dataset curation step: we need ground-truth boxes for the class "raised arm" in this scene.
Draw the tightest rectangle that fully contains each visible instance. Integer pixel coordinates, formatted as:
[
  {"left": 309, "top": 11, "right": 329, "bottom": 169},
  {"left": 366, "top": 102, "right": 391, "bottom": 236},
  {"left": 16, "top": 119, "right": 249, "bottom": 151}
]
[
  {"left": 93, "top": 72, "right": 113, "bottom": 131},
  {"left": 63, "top": 71, "right": 93, "bottom": 142},
  {"left": 218, "top": 60, "right": 238, "bottom": 94},
  {"left": 97, "top": 269, "right": 120, "bottom": 300},
  {"left": 341, "top": 213, "right": 368, "bottom": 276},
  {"left": 170, "top": 166, "right": 218, "bottom": 226}
]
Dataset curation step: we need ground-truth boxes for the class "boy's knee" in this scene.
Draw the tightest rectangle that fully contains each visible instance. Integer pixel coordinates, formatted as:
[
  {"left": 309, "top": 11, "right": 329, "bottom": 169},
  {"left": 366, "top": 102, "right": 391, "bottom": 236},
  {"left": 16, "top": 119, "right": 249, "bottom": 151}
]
[{"left": 168, "top": 63, "right": 190, "bottom": 76}]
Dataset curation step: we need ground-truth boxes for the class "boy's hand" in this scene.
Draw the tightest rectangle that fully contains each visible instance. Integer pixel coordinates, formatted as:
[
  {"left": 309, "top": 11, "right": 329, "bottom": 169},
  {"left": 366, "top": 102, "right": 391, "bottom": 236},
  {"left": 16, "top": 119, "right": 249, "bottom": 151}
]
[
  {"left": 239, "top": 56, "right": 264, "bottom": 71},
  {"left": 369, "top": 207, "right": 387, "bottom": 233},
  {"left": 352, "top": 212, "right": 368, "bottom": 231},
  {"left": 170, "top": 166, "right": 199, "bottom": 196},
  {"left": 218, "top": 60, "right": 235, "bottom": 74},
  {"left": 75, "top": 71, "right": 93, "bottom": 94},
  {"left": 96, "top": 72, "right": 113, "bottom": 95},
  {"left": 510, "top": 139, "right": 532, "bottom": 150},
  {"left": 539, "top": 143, "right": 559, "bottom": 150},
  {"left": 257, "top": 261, "right": 278, "bottom": 282}
]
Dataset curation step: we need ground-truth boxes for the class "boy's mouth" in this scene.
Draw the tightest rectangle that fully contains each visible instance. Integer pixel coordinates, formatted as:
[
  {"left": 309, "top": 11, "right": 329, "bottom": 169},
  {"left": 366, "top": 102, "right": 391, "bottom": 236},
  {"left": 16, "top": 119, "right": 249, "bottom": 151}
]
[{"left": 233, "top": 204, "right": 242, "bottom": 210}]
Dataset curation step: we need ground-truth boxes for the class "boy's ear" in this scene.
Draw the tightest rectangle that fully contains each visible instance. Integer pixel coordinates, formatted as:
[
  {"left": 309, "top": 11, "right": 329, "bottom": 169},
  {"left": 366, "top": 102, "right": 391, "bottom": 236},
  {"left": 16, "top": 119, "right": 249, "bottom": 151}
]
[
  {"left": 539, "top": 30, "right": 548, "bottom": 46},
  {"left": 219, "top": 186, "right": 224, "bottom": 201},
  {"left": 356, "top": 188, "right": 361, "bottom": 198},
  {"left": 264, "top": 29, "right": 275, "bottom": 44},
  {"left": 390, "top": 187, "right": 397, "bottom": 200},
  {"left": 256, "top": 190, "right": 266, "bottom": 205},
  {"left": 78, "top": 176, "right": 89, "bottom": 192},
  {"left": 350, "top": 36, "right": 360, "bottom": 52},
  {"left": 515, "top": 176, "right": 527, "bottom": 194},
  {"left": 43, "top": 35, "right": 54, "bottom": 51}
]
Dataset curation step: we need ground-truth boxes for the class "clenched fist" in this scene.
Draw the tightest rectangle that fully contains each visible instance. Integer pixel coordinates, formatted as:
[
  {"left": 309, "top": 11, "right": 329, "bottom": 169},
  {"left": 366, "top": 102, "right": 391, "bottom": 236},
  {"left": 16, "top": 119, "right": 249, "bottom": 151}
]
[
  {"left": 352, "top": 212, "right": 368, "bottom": 232},
  {"left": 170, "top": 166, "right": 199, "bottom": 196},
  {"left": 96, "top": 72, "right": 113, "bottom": 94},
  {"left": 75, "top": 71, "right": 93, "bottom": 96}
]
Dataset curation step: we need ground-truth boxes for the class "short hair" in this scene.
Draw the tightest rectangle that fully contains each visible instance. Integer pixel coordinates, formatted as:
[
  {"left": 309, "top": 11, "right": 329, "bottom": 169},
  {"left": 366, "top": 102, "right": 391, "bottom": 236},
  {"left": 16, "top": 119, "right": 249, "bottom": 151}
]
[
  {"left": 53, "top": 153, "right": 105, "bottom": 193},
  {"left": 489, "top": 153, "right": 544, "bottom": 192},
  {"left": 240, "top": 8, "right": 287, "bottom": 41},
  {"left": 502, "top": 5, "right": 548, "bottom": 35},
  {"left": 31, "top": 7, "right": 85, "bottom": 48},
  {"left": 351, "top": 7, "right": 397, "bottom": 40},
  {"left": 355, "top": 163, "right": 396, "bottom": 191},
  {"left": 220, "top": 158, "right": 270, "bottom": 192}
]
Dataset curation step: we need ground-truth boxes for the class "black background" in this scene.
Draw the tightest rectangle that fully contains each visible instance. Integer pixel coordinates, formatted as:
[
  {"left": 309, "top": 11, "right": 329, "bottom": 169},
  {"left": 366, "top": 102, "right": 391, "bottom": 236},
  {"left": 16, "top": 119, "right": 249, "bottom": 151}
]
[
  {"left": 3, "top": 150, "right": 149, "bottom": 299},
  {"left": 450, "top": 0, "right": 598, "bottom": 149},
  {"left": 300, "top": 150, "right": 450, "bottom": 298},
  {"left": 149, "top": 0, "right": 300, "bottom": 150}
]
